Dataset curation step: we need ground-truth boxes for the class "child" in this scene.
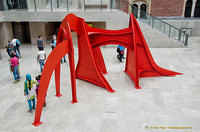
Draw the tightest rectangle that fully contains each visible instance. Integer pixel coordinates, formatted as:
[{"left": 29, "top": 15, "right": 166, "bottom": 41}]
[
  {"left": 24, "top": 74, "right": 38, "bottom": 113},
  {"left": 35, "top": 75, "right": 46, "bottom": 106}
]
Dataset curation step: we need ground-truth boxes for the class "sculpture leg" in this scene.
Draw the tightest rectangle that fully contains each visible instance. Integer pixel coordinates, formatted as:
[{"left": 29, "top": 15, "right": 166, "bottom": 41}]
[
  {"left": 92, "top": 47, "right": 108, "bottom": 74},
  {"left": 33, "top": 40, "right": 72, "bottom": 126},
  {"left": 68, "top": 49, "right": 78, "bottom": 103},
  {"left": 125, "top": 49, "right": 141, "bottom": 89},
  {"left": 55, "top": 62, "right": 62, "bottom": 97}
]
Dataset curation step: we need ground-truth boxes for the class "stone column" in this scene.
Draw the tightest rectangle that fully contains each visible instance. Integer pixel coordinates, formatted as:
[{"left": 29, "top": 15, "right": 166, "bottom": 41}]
[
  {"left": 191, "top": 0, "right": 197, "bottom": 17},
  {"left": 148, "top": 0, "right": 151, "bottom": 14},
  {"left": 29, "top": 22, "right": 46, "bottom": 45},
  {"left": 138, "top": 2, "right": 141, "bottom": 18},
  {"left": 0, "top": 22, "right": 13, "bottom": 48}
]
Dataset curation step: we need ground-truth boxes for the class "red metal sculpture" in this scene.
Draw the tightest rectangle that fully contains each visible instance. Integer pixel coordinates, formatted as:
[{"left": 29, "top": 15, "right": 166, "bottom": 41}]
[{"left": 32, "top": 13, "right": 182, "bottom": 126}]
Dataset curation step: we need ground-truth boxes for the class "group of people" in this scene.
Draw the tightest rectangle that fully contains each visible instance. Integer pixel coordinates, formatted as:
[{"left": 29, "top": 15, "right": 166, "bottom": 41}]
[
  {"left": 5, "top": 34, "right": 125, "bottom": 113},
  {"left": 6, "top": 37, "right": 22, "bottom": 83},
  {"left": 24, "top": 74, "right": 46, "bottom": 113},
  {"left": 5, "top": 35, "right": 62, "bottom": 81},
  {"left": 25, "top": 34, "right": 69, "bottom": 113},
  {"left": 36, "top": 35, "right": 66, "bottom": 73},
  {"left": 6, "top": 37, "right": 22, "bottom": 58},
  {"left": 21, "top": 35, "right": 49, "bottom": 113},
  {"left": 4, "top": 35, "right": 47, "bottom": 112}
]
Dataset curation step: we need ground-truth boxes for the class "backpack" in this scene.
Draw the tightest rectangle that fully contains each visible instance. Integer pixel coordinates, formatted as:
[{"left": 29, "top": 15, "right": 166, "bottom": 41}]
[
  {"left": 16, "top": 39, "right": 21, "bottom": 46},
  {"left": 117, "top": 47, "right": 120, "bottom": 53}
]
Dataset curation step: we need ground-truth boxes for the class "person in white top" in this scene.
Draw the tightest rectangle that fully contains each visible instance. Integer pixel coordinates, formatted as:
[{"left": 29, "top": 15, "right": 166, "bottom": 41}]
[
  {"left": 37, "top": 47, "right": 46, "bottom": 72},
  {"left": 11, "top": 37, "right": 21, "bottom": 57},
  {"left": 11, "top": 38, "right": 17, "bottom": 47}
]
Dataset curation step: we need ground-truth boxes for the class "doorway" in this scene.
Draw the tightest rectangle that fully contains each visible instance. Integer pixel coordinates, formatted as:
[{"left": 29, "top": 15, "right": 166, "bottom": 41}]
[
  {"left": 132, "top": 4, "right": 138, "bottom": 18},
  {"left": 194, "top": 0, "right": 200, "bottom": 17},
  {"left": 140, "top": 4, "right": 147, "bottom": 18},
  {"left": 12, "top": 22, "right": 31, "bottom": 44},
  {"left": 185, "top": 0, "right": 193, "bottom": 17}
]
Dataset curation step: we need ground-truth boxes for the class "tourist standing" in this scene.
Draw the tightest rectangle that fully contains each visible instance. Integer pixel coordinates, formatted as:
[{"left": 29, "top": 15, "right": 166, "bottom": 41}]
[
  {"left": 51, "top": 35, "right": 66, "bottom": 63},
  {"left": 37, "top": 35, "right": 45, "bottom": 50},
  {"left": 37, "top": 47, "right": 46, "bottom": 72},
  {"left": 24, "top": 74, "right": 38, "bottom": 113},
  {"left": 10, "top": 52, "right": 20, "bottom": 83},
  {"left": 51, "top": 35, "right": 56, "bottom": 50},
  {"left": 11, "top": 37, "right": 21, "bottom": 58},
  {"left": 10, "top": 51, "right": 21, "bottom": 77}
]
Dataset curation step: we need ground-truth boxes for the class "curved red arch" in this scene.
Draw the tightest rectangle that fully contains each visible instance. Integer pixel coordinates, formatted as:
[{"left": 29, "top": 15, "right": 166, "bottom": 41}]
[
  {"left": 33, "top": 22, "right": 77, "bottom": 126},
  {"left": 92, "top": 40, "right": 133, "bottom": 49}
]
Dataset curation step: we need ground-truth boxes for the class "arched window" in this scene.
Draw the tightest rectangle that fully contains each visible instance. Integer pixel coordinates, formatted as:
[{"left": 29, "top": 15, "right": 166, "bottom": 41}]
[
  {"left": 132, "top": 4, "right": 138, "bottom": 18},
  {"left": 140, "top": 4, "right": 147, "bottom": 18},
  {"left": 194, "top": 0, "right": 200, "bottom": 17},
  {"left": 185, "top": 0, "right": 193, "bottom": 17}
]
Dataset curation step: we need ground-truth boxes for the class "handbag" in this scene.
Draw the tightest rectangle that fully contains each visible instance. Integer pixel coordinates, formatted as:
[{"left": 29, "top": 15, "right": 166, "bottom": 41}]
[{"left": 10, "top": 66, "right": 13, "bottom": 72}]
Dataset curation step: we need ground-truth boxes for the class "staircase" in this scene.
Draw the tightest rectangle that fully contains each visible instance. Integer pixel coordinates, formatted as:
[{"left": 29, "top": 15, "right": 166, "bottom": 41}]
[
  {"left": 123, "top": 3, "right": 189, "bottom": 47},
  {"left": 139, "top": 22, "right": 185, "bottom": 48},
  {"left": 113, "top": 10, "right": 185, "bottom": 48}
]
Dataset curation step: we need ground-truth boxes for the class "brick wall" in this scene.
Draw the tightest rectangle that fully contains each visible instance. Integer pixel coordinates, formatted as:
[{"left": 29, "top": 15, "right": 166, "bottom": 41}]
[
  {"left": 121, "top": 0, "right": 129, "bottom": 13},
  {"left": 116, "top": 0, "right": 129, "bottom": 13},
  {"left": 151, "top": 0, "right": 184, "bottom": 17}
]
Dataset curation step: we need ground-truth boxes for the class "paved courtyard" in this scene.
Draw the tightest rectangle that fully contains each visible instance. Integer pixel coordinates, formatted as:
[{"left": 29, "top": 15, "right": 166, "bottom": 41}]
[{"left": 0, "top": 37, "right": 200, "bottom": 132}]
